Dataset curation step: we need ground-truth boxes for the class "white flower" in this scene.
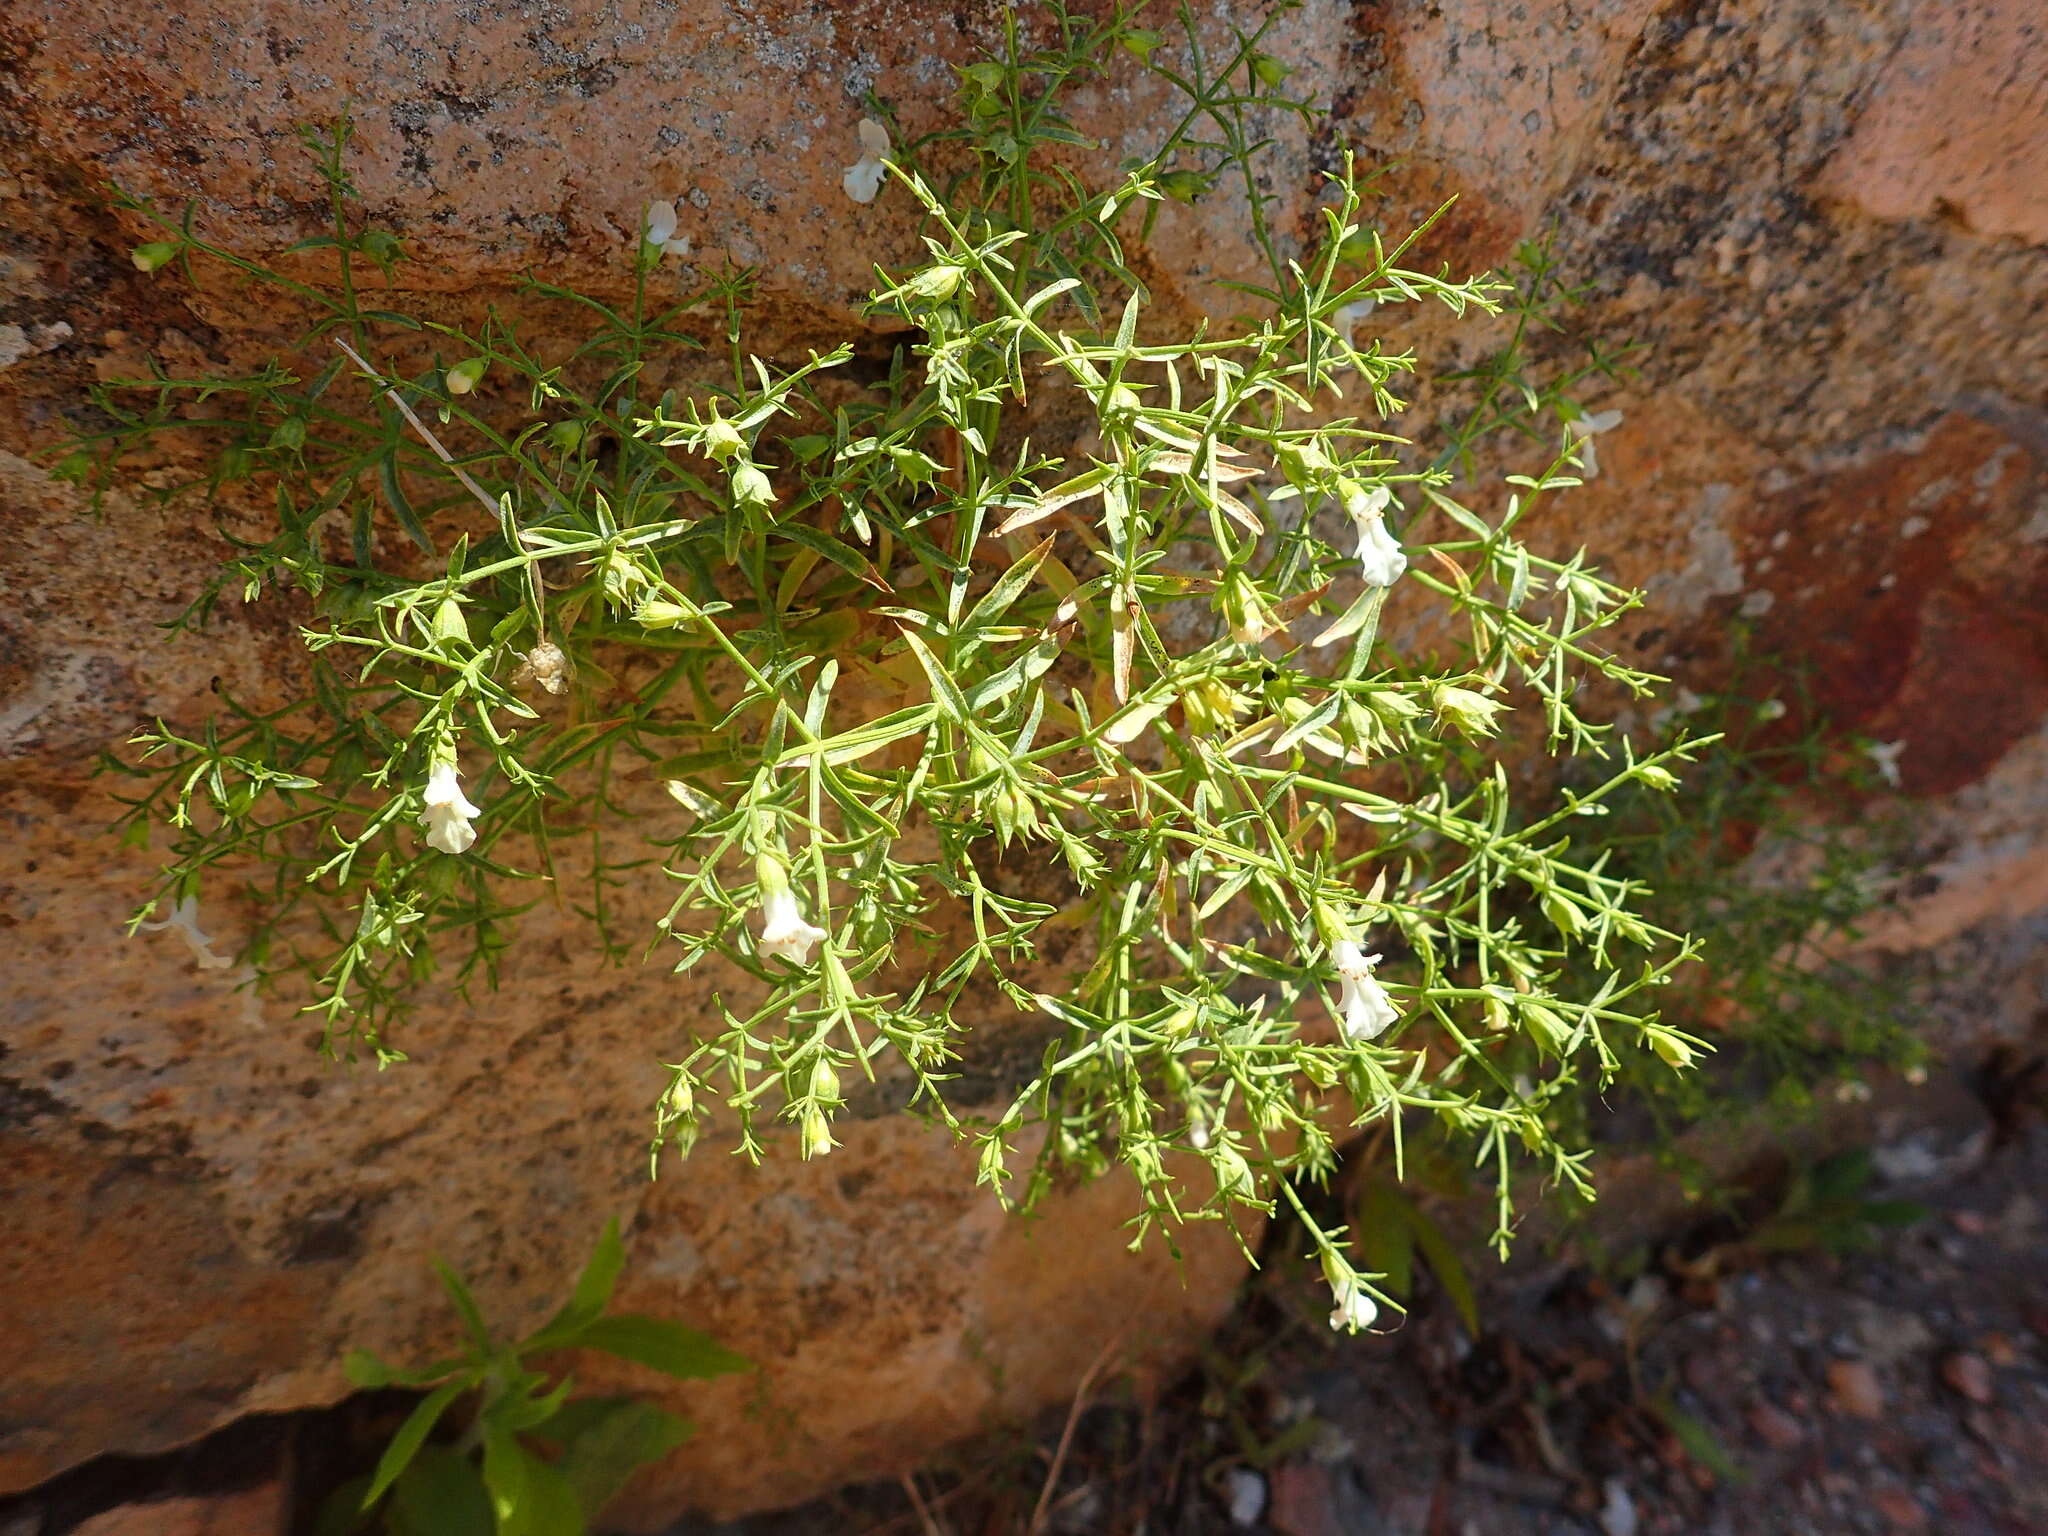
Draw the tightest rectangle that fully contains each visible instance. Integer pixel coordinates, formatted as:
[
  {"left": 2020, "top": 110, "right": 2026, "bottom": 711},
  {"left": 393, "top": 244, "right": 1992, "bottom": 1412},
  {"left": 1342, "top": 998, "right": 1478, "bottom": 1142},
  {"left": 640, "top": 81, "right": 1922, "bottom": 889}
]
[
  {"left": 136, "top": 896, "right": 235, "bottom": 971},
  {"left": 1339, "top": 480, "right": 1407, "bottom": 589},
  {"left": 842, "top": 118, "right": 891, "bottom": 205},
  {"left": 639, "top": 199, "right": 693, "bottom": 260},
  {"left": 1649, "top": 685, "right": 1707, "bottom": 732},
  {"left": 1333, "top": 298, "right": 1375, "bottom": 343},
  {"left": 1328, "top": 938, "right": 1399, "bottom": 1042},
  {"left": 758, "top": 884, "right": 828, "bottom": 966},
  {"left": 1865, "top": 738, "right": 1906, "bottom": 789},
  {"left": 1565, "top": 408, "right": 1623, "bottom": 477},
  {"left": 420, "top": 759, "right": 481, "bottom": 855},
  {"left": 1223, "top": 1467, "right": 1268, "bottom": 1528},
  {"left": 1328, "top": 1275, "right": 1379, "bottom": 1332}
]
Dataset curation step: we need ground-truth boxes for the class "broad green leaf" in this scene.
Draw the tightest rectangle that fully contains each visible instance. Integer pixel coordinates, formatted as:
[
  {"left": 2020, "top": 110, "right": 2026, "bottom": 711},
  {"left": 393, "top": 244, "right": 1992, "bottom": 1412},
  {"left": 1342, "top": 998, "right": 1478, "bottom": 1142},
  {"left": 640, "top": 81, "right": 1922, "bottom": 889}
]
[
  {"left": 313, "top": 1474, "right": 376, "bottom": 1536},
  {"left": 482, "top": 1431, "right": 586, "bottom": 1536},
  {"left": 389, "top": 1446, "right": 493, "bottom": 1536},
  {"left": 344, "top": 1348, "right": 394, "bottom": 1389},
  {"left": 574, "top": 1315, "right": 752, "bottom": 1381},
  {"left": 553, "top": 1398, "right": 692, "bottom": 1518}
]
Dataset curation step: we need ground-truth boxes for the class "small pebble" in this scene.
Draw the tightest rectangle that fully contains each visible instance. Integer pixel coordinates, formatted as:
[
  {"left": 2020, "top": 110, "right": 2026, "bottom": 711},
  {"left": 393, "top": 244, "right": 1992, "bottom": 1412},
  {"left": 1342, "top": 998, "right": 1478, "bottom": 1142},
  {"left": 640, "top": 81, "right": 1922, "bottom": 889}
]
[
  {"left": 1871, "top": 1486, "right": 1928, "bottom": 1532},
  {"left": 1748, "top": 1400, "right": 1805, "bottom": 1450},
  {"left": 1939, "top": 1352, "right": 1993, "bottom": 1405},
  {"left": 1827, "top": 1358, "right": 1885, "bottom": 1419}
]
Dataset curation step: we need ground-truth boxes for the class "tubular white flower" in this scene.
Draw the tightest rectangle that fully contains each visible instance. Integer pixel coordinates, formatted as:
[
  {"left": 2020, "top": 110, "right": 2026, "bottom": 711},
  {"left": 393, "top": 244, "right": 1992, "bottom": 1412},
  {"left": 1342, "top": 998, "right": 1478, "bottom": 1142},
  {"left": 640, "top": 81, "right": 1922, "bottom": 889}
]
[
  {"left": 1865, "top": 738, "right": 1906, "bottom": 789},
  {"left": 1328, "top": 938, "right": 1398, "bottom": 1042},
  {"left": 1565, "top": 408, "right": 1623, "bottom": 478},
  {"left": 420, "top": 759, "right": 481, "bottom": 855},
  {"left": 639, "top": 198, "right": 693, "bottom": 260},
  {"left": 1328, "top": 1275, "right": 1379, "bottom": 1332},
  {"left": 136, "top": 896, "right": 236, "bottom": 971},
  {"left": 842, "top": 118, "right": 891, "bottom": 204},
  {"left": 758, "top": 884, "right": 828, "bottom": 966},
  {"left": 1333, "top": 298, "right": 1376, "bottom": 343},
  {"left": 1341, "top": 481, "right": 1407, "bottom": 589}
]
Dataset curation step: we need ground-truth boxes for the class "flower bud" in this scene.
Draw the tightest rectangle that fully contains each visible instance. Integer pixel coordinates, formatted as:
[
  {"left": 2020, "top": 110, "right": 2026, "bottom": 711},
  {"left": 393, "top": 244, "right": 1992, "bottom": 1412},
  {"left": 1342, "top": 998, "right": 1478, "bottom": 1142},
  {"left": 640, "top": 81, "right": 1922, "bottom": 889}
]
[
  {"left": 665, "top": 1075, "right": 695, "bottom": 1119},
  {"left": 1120, "top": 26, "right": 1164, "bottom": 61},
  {"left": 809, "top": 1056, "right": 842, "bottom": 1105},
  {"left": 1277, "top": 439, "right": 1336, "bottom": 481},
  {"left": 1250, "top": 52, "right": 1292, "bottom": 87},
  {"left": 1212, "top": 1143, "right": 1254, "bottom": 1199},
  {"left": 960, "top": 61, "right": 1005, "bottom": 97},
  {"left": 445, "top": 357, "right": 487, "bottom": 396},
  {"left": 635, "top": 599, "right": 690, "bottom": 628},
  {"left": 1103, "top": 383, "right": 1143, "bottom": 421},
  {"left": 268, "top": 416, "right": 307, "bottom": 452},
  {"left": 130, "top": 241, "right": 180, "bottom": 273},
  {"left": 545, "top": 420, "right": 585, "bottom": 455},
  {"left": 731, "top": 460, "right": 775, "bottom": 510},
  {"left": 1220, "top": 568, "right": 1278, "bottom": 645},
  {"left": 1644, "top": 1026, "right": 1697, "bottom": 1069},
  {"left": 905, "top": 264, "right": 966, "bottom": 303},
  {"left": 430, "top": 594, "right": 470, "bottom": 647},
  {"left": 700, "top": 416, "right": 745, "bottom": 462},
  {"left": 1431, "top": 683, "right": 1506, "bottom": 738},
  {"left": 799, "top": 1103, "right": 835, "bottom": 1160}
]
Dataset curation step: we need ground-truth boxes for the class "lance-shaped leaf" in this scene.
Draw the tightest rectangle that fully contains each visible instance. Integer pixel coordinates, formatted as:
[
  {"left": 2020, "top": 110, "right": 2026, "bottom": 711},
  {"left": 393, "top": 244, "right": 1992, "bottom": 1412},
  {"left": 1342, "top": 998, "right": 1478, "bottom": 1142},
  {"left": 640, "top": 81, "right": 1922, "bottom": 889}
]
[{"left": 992, "top": 463, "right": 1116, "bottom": 537}]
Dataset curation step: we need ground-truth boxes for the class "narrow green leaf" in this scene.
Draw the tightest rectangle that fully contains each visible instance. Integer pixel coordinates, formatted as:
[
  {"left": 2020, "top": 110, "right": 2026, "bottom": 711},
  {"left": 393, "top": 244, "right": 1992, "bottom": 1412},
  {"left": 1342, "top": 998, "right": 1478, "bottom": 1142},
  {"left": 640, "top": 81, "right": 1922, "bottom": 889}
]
[
  {"left": 896, "top": 627, "right": 969, "bottom": 723},
  {"left": 432, "top": 1258, "right": 494, "bottom": 1350},
  {"left": 768, "top": 519, "right": 881, "bottom": 586},
  {"left": 378, "top": 448, "right": 435, "bottom": 553},
  {"left": 362, "top": 1378, "right": 470, "bottom": 1508},
  {"left": 962, "top": 536, "right": 1056, "bottom": 638},
  {"left": 1403, "top": 1199, "right": 1482, "bottom": 1336},
  {"left": 531, "top": 1218, "right": 625, "bottom": 1347},
  {"left": 1654, "top": 1396, "right": 1748, "bottom": 1485},
  {"left": 1356, "top": 1180, "right": 1414, "bottom": 1299},
  {"left": 574, "top": 1315, "right": 752, "bottom": 1381}
]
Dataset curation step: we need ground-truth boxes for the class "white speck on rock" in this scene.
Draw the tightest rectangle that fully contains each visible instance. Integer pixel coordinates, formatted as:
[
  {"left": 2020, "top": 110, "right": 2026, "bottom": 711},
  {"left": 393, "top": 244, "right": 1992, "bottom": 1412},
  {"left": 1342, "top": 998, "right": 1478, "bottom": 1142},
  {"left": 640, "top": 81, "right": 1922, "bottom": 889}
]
[
  {"left": 1900, "top": 515, "right": 1929, "bottom": 538},
  {"left": 1651, "top": 484, "right": 1746, "bottom": 618},
  {"left": 1600, "top": 1479, "right": 1638, "bottom": 1536},
  {"left": 1223, "top": 1467, "right": 1267, "bottom": 1528}
]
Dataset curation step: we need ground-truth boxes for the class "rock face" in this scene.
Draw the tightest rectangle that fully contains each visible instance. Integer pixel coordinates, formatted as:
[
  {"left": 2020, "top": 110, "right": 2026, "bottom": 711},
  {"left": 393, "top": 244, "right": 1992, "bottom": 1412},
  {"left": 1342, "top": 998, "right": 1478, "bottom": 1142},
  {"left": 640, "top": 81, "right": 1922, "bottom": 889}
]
[{"left": 1, "top": 0, "right": 2045, "bottom": 1525}]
